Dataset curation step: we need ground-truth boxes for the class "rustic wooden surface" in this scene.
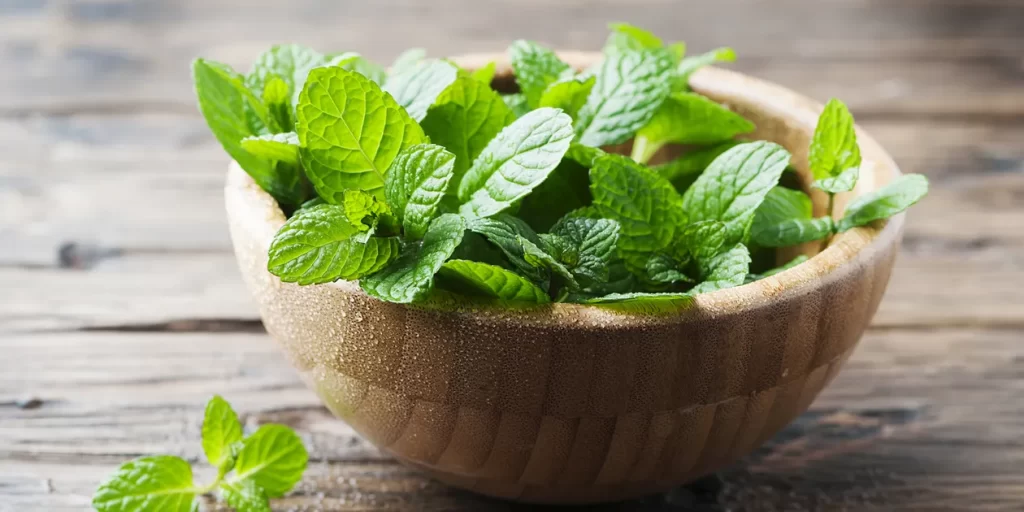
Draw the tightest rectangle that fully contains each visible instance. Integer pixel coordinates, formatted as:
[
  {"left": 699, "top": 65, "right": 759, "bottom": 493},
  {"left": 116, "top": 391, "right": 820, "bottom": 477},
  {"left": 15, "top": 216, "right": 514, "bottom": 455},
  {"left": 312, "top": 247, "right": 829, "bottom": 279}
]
[{"left": 1, "top": 0, "right": 1023, "bottom": 510}]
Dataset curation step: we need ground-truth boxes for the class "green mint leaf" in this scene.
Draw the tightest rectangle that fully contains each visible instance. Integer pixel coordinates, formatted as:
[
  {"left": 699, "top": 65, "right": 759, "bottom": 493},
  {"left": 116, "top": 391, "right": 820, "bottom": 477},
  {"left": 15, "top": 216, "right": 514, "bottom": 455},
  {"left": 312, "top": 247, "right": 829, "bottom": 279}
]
[
  {"left": 538, "top": 76, "right": 596, "bottom": 119},
  {"left": 517, "top": 158, "right": 592, "bottom": 232},
  {"left": 677, "top": 47, "right": 736, "bottom": 90},
  {"left": 809, "top": 98, "right": 861, "bottom": 183},
  {"left": 502, "top": 93, "right": 531, "bottom": 118},
  {"left": 752, "top": 217, "right": 835, "bottom": 247},
  {"left": 194, "top": 59, "right": 303, "bottom": 206},
  {"left": 689, "top": 243, "right": 751, "bottom": 294},
  {"left": 467, "top": 214, "right": 548, "bottom": 284},
  {"left": 508, "top": 40, "right": 572, "bottom": 107},
  {"left": 470, "top": 61, "right": 497, "bottom": 84},
  {"left": 549, "top": 216, "right": 621, "bottom": 282},
  {"left": 297, "top": 66, "right": 426, "bottom": 202},
  {"left": 328, "top": 52, "right": 387, "bottom": 86},
  {"left": 383, "top": 144, "right": 456, "bottom": 240},
  {"left": 680, "top": 220, "right": 728, "bottom": 272},
  {"left": 652, "top": 141, "right": 740, "bottom": 192},
  {"left": 262, "top": 76, "right": 294, "bottom": 132},
  {"left": 220, "top": 479, "right": 270, "bottom": 512},
  {"left": 519, "top": 236, "right": 577, "bottom": 288},
  {"left": 240, "top": 132, "right": 300, "bottom": 164},
  {"left": 248, "top": 44, "right": 327, "bottom": 107},
  {"left": 589, "top": 154, "right": 683, "bottom": 274},
  {"left": 437, "top": 260, "right": 550, "bottom": 303},
  {"left": 202, "top": 395, "right": 243, "bottom": 469},
  {"left": 360, "top": 214, "right": 467, "bottom": 303},
  {"left": 93, "top": 456, "right": 197, "bottom": 512},
  {"left": 605, "top": 22, "right": 663, "bottom": 52},
  {"left": 267, "top": 204, "right": 400, "bottom": 284},
  {"left": 668, "top": 42, "right": 687, "bottom": 61},
  {"left": 837, "top": 174, "right": 929, "bottom": 232},
  {"left": 681, "top": 141, "right": 791, "bottom": 246},
  {"left": 341, "top": 190, "right": 396, "bottom": 236},
  {"left": 813, "top": 166, "right": 859, "bottom": 194},
  {"left": 383, "top": 60, "right": 459, "bottom": 121},
  {"left": 646, "top": 254, "right": 693, "bottom": 284},
  {"left": 232, "top": 424, "right": 308, "bottom": 498},
  {"left": 753, "top": 186, "right": 814, "bottom": 227},
  {"left": 421, "top": 76, "right": 514, "bottom": 191},
  {"left": 746, "top": 254, "right": 809, "bottom": 283},
  {"left": 565, "top": 143, "right": 606, "bottom": 168},
  {"left": 390, "top": 48, "right": 427, "bottom": 76},
  {"left": 575, "top": 49, "right": 675, "bottom": 147},
  {"left": 635, "top": 92, "right": 754, "bottom": 161},
  {"left": 585, "top": 292, "right": 694, "bottom": 314},
  {"left": 457, "top": 107, "right": 574, "bottom": 219}
]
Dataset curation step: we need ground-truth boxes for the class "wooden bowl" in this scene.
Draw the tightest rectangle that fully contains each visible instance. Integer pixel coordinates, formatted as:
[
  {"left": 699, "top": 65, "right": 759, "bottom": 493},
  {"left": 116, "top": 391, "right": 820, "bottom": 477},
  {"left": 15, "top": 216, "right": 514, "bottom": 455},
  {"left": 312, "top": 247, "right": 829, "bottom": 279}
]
[{"left": 224, "top": 52, "right": 904, "bottom": 504}]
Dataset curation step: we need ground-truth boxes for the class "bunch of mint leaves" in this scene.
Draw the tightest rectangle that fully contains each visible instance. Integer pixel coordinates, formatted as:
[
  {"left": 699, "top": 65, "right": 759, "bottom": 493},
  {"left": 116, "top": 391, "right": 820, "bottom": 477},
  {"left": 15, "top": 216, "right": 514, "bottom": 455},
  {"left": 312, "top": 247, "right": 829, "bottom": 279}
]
[
  {"left": 92, "top": 396, "right": 308, "bottom": 512},
  {"left": 194, "top": 23, "right": 928, "bottom": 309}
]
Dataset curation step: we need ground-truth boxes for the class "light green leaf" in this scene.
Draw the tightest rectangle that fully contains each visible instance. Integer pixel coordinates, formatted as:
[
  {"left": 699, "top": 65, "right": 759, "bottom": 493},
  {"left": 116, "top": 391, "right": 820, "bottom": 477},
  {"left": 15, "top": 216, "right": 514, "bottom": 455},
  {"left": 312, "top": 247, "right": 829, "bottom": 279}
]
[
  {"left": 92, "top": 456, "right": 197, "bottom": 512},
  {"left": 341, "top": 190, "right": 395, "bottom": 236},
  {"left": 634, "top": 92, "right": 754, "bottom": 162},
  {"left": 837, "top": 174, "right": 929, "bottom": 232},
  {"left": 502, "top": 93, "right": 530, "bottom": 118},
  {"left": 517, "top": 158, "right": 592, "bottom": 232},
  {"left": 383, "top": 59, "right": 459, "bottom": 121},
  {"left": 813, "top": 166, "right": 860, "bottom": 194},
  {"left": 585, "top": 292, "right": 694, "bottom": 314},
  {"left": 690, "top": 243, "right": 751, "bottom": 294},
  {"left": 652, "top": 141, "right": 740, "bottom": 192},
  {"left": 809, "top": 98, "right": 861, "bottom": 182},
  {"left": 248, "top": 44, "right": 327, "bottom": 107},
  {"left": 262, "top": 76, "right": 293, "bottom": 132},
  {"left": 360, "top": 214, "right": 467, "bottom": 303},
  {"left": 681, "top": 141, "right": 791, "bottom": 246},
  {"left": 297, "top": 66, "right": 426, "bottom": 202},
  {"left": 329, "top": 52, "right": 387, "bottom": 85},
  {"left": 538, "top": 76, "right": 596, "bottom": 119},
  {"left": 437, "top": 259, "right": 550, "bottom": 303},
  {"left": 746, "top": 255, "right": 809, "bottom": 283},
  {"left": 668, "top": 42, "right": 687, "bottom": 62},
  {"left": 575, "top": 49, "right": 675, "bottom": 147},
  {"left": 240, "top": 132, "right": 300, "bottom": 164},
  {"left": 202, "top": 395, "right": 243, "bottom": 469},
  {"left": 752, "top": 217, "right": 835, "bottom": 247},
  {"left": 467, "top": 214, "right": 547, "bottom": 283},
  {"left": 508, "top": 40, "right": 572, "bottom": 107},
  {"left": 421, "top": 76, "right": 514, "bottom": 188},
  {"left": 470, "top": 61, "right": 497, "bottom": 84},
  {"left": 680, "top": 219, "right": 728, "bottom": 271},
  {"left": 605, "top": 22, "right": 663, "bottom": 52},
  {"left": 457, "top": 108, "right": 574, "bottom": 219},
  {"left": 232, "top": 424, "right": 308, "bottom": 498},
  {"left": 754, "top": 186, "right": 814, "bottom": 228},
  {"left": 267, "top": 204, "right": 400, "bottom": 284},
  {"left": 194, "top": 59, "right": 303, "bottom": 206},
  {"left": 677, "top": 47, "right": 736, "bottom": 90},
  {"left": 390, "top": 48, "right": 426, "bottom": 75},
  {"left": 589, "top": 154, "right": 683, "bottom": 273},
  {"left": 549, "top": 216, "right": 620, "bottom": 282},
  {"left": 220, "top": 479, "right": 270, "bottom": 512},
  {"left": 384, "top": 144, "right": 456, "bottom": 240},
  {"left": 564, "top": 143, "right": 606, "bottom": 167}
]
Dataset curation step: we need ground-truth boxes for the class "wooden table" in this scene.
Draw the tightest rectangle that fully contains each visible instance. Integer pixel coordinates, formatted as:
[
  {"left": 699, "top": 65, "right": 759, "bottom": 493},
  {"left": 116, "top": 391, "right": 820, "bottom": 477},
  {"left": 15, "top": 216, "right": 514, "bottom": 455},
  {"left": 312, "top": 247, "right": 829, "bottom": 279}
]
[{"left": 2, "top": 1, "right": 1023, "bottom": 510}]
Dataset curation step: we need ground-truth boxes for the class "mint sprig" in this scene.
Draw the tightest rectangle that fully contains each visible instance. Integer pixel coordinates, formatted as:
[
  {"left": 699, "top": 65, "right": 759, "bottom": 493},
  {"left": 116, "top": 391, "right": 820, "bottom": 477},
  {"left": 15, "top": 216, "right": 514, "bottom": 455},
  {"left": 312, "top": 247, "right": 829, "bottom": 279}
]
[{"left": 93, "top": 396, "right": 308, "bottom": 512}]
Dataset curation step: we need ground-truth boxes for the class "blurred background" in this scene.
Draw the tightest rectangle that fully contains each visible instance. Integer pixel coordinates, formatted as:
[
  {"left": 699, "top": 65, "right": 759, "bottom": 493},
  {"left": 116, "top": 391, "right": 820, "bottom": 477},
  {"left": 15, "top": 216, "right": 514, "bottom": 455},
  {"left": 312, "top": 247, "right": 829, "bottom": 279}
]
[{"left": 2, "top": 1, "right": 1023, "bottom": 510}]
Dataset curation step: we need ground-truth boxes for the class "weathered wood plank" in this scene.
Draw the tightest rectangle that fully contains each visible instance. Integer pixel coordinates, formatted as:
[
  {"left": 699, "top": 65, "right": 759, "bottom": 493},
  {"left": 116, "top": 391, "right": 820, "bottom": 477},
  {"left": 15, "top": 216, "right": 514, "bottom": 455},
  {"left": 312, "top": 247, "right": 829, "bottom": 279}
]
[{"left": 3, "top": 327, "right": 1022, "bottom": 510}]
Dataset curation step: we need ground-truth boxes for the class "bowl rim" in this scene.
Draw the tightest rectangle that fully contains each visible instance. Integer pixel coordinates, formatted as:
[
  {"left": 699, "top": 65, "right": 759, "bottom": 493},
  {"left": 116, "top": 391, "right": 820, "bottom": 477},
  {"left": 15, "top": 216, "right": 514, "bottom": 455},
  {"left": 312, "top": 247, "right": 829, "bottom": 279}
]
[{"left": 225, "top": 51, "right": 904, "bottom": 327}]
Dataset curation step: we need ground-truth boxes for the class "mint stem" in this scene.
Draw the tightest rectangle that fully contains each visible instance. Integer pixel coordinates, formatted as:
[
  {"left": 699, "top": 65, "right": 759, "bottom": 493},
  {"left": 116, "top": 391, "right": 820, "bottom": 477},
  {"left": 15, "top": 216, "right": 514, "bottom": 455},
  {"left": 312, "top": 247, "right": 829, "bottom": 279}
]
[
  {"left": 193, "top": 461, "right": 230, "bottom": 495},
  {"left": 630, "top": 135, "right": 659, "bottom": 164},
  {"left": 820, "top": 193, "right": 836, "bottom": 252}
]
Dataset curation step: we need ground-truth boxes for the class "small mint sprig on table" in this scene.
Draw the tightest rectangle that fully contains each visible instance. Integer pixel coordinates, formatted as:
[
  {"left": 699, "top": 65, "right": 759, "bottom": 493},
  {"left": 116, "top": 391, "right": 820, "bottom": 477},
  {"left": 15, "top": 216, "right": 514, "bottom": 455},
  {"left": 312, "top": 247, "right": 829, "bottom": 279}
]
[{"left": 92, "top": 396, "right": 308, "bottom": 512}]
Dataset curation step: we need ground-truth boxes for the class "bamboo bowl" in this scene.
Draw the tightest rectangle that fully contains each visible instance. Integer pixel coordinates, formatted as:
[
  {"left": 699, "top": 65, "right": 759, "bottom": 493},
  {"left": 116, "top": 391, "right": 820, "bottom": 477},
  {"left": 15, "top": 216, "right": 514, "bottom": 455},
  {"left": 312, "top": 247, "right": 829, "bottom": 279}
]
[{"left": 225, "top": 52, "right": 904, "bottom": 504}]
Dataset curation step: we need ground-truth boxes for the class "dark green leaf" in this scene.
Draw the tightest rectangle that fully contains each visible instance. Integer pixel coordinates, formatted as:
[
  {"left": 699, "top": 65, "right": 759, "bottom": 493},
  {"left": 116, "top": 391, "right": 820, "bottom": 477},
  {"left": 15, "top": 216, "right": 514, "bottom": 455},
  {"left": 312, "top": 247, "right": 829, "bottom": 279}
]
[
  {"left": 360, "top": 214, "right": 467, "bottom": 303},
  {"left": 437, "top": 260, "right": 550, "bottom": 303},
  {"left": 689, "top": 243, "right": 751, "bottom": 294}
]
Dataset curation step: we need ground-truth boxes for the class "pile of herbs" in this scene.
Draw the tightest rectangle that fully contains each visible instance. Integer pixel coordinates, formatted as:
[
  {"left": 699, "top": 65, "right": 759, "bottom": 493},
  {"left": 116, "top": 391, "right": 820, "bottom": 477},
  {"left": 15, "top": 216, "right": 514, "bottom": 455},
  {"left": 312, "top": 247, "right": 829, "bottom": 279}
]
[{"left": 194, "top": 23, "right": 928, "bottom": 309}]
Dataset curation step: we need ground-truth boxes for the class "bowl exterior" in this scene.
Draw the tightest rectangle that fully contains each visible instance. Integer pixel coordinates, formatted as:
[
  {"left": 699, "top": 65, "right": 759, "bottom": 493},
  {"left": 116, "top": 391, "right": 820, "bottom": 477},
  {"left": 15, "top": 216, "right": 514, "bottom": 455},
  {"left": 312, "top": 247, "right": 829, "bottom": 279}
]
[{"left": 224, "top": 60, "right": 904, "bottom": 504}]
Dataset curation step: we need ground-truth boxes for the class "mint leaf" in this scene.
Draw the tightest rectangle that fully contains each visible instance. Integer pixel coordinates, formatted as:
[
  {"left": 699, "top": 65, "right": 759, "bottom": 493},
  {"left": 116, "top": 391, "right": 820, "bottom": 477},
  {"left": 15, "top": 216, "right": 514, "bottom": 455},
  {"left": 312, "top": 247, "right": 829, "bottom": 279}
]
[
  {"left": 384, "top": 144, "right": 456, "bottom": 240},
  {"left": 383, "top": 59, "right": 459, "bottom": 121},
  {"left": 508, "top": 40, "right": 571, "bottom": 107},
  {"left": 585, "top": 292, "right": 693, "bottom": 314},
  {"left": 467, "top": 214, "right": 547, "bottom": 283},
  {"left": 680, "top": 220, "right": 728, "bottom": 271},
  {"left": 634, "top": 92, "right": 754, "bottom": 161},
  {"left": 750, "top": 186, "right": 834, "bottom": 246},
  {"left": 297, "top": 66, "right": 426, "bottom": 202},
  {"left": 470, "top": 61, "right": 497, "bottom": 84},
  {"left": 202, "top": 395, "right": 243, "bottom": 469},
  {"left": 538, "top": 76, "right": 596, "bottom": 119},
  {"left": 549, "top": 216, "right": 620, "bottom": 282},
  {"left": 390, "top": 48, "right": 426, "bottom": 75},
  {"left": 809, "top": 98, "right": 861, "bottom": 185},
  {"left": 421, "top": 76, "right": 514, "bottom": 189},
  {"left": 652, "top": 141, "right": 739, "bottom": 191},
  {"left": 753, "top": 217, "right": 835, "bottom": 247},
  {"left": 240, "top": 132, "right": 300, "bottom": 164},
  {"left": 232, "top": 424, "right": 308, "bottom": 498},
  {"left": 689, "top": 243, "right": 751, "bottom": 294},
  {"left": 813, "top": 166, "right": 859, "bottom": 194},
  {"left": 753, "top": 186, "right": 813, "bottom": 228},
  {"left": 267, "top": 204, "right": 400, "bottom": 284},
  {"left": 360, "top": 214, "right": 467, "bottom": 303},
  {"left": 565, "top": 143, "right": 606, "bottom": 168},
  {"left": 341, "top": 190, "right": 396, "bottom": 235},
  {"left": 262, "top": 76, "right": 293, "bottom": 132},
  {"left": 746, "top": 254, "right": 809, "bottom": 283},
  {"left": 248, "top": 44, "right": 327, "bottom": 107},
  {"left": 220, "top": 479, "right": 270, "bottom": 512},
  {"left": 589, "top": 154, "right": 682, "bottom": 273},
  {"left": 837, "top": 174, "right": 929, "bottom": 232},
  {"left": 437, "top": 260, "right": 550, "bottom": 303},
  {"left": 575, "top": 49, "right": 675, "bottom": 147},
  {"left": 681, "top": 141, "right": 791, "bottom": 246},
  {"left": 457, "top": 108, "right": 574, "bottom": 219},
  {"left": 646, "top": 254, "right": 693, "bottom": 284},
  {"left": 519, "top": 236, "right": 577, "bottom": 288},
  {"left": 502, "top": 93, "right": 530, "bottom": 118},
  {"left": 605, "top": 22, "right": 663, "bottom": 52},
  {"left": 677, "top": 47, "right": 736, "bottom": 90},
  {"left": 93, "top": 456, "right": 197, "bottom": 512},
  {"left": 329, "top": 53, "right": 387, "bottom": 86},
  {"left": 517, "top": 158, "right": 592, "bottom": 232}
]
